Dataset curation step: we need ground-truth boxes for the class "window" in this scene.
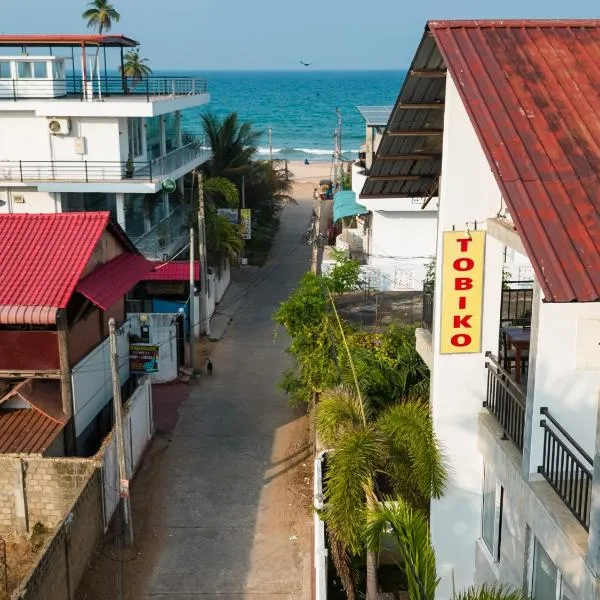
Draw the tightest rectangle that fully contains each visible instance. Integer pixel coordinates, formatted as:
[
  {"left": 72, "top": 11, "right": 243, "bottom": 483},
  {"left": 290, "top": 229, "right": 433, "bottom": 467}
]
[
  {"left": 0, "top": 62, "right": 11, "bottom": 79},
  {"left": 531, "top": 539, "right": 574, "bottom": 600},
  {"left": 128, "top": 118, "right": 144, "bottom": 158},
  {"left": 481, "top": 462, "right": 503, "bottom": 561},
  {"left": 52, "top": 61, "right": 64, "bottom": 79},
  {"left": 32, "top": 62, "right": 47, "bottom": 78},
  {"left": 17, "top": 62, "right": 33, "bottom": 78}
]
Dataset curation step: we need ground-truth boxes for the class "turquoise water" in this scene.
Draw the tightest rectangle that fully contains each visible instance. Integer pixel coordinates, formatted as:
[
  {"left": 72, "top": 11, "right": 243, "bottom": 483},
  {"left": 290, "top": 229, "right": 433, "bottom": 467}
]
[{"left": 176, "top": 70, "right": 405, "bottom": 162}]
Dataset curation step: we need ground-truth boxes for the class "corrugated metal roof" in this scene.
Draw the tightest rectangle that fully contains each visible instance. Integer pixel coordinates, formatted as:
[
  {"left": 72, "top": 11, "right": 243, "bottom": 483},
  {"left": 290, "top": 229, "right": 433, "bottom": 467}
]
[
  {"left": 144, "top": 261, "right": 200, "bottom": 281},
  {"left": 77, "top": 254, "right": 153, "bottom": 310},
  {"left": 0, "top": 34, "right": 138, "bottom": 47},
  {"left": 0, "top": 212, "right": 112, "bottom": 324},
  {"left": 0, "top": 380, "right": 65, "bottom": 454},
  {"left": 429, "top": 19, "right": 600, "bottom": 302}
]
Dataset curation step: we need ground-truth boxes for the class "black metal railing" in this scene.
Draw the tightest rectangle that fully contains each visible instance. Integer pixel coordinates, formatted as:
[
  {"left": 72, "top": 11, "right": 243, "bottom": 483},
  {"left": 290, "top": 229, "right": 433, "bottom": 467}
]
[
  {"left": 422, "top": 283, "right": 434, "bottom": 331},
  {"left": 501, "top": 280, "right": 534, "bottom": 326},
  {"left": 538, "top": 407, "right": 593, "bottom": 530},
  {"left": 484, "top": 352, "right": 526, "bottom": 452},
  {"left": 0, "top": 75, "right": 208, "bottom": 101}
]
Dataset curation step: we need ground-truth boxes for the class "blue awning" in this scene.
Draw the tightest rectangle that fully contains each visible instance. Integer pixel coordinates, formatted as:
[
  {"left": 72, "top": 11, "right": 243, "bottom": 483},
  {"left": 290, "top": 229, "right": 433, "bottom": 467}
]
[{"left": 333, "top": 191, "right": 368, "bottom": 222}]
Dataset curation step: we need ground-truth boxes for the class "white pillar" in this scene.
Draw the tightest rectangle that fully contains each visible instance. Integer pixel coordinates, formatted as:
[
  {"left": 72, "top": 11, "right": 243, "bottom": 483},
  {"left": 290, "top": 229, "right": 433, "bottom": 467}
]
[{"left": 116, "top": 193, "right": 126, "bottom": 229}]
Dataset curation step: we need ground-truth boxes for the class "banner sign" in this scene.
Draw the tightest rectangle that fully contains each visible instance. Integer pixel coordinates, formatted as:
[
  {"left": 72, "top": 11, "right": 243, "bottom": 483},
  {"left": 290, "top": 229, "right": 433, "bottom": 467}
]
[
  {"left": 217, "top": 208, "right": 239, "bottom": 224},
  {"left": 129, "top": 344, "right": 159, "bottom": 373},
  {"left": 240, "top": 208, "right": 251, "bottom": 240},
  {"left": 440, "top": 231, "right": 485, "bottom": 354}
]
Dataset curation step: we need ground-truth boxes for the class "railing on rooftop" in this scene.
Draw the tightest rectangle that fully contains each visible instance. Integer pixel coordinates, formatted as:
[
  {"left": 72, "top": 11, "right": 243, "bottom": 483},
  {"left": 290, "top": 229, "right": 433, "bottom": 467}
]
[
  {"left": 538, "top": 407, "right": 593, "bottom": 531},
  {"left": 484, "top": 352, "right": 526, "bottom": 452},
  {"left": 0, "top": 141, "right": 209, "bottom": 183},
  {"left": 0, "top": 75, "right": 208, "bottom": 101},
  {"left": 132, "top": 204, "right": 190, "bottom": 261},
  {"left": 501, "top": 280, "right": 534, "bottom": 327},
  {"left": 422, "top": 283, "right": 434, "bottom": 331}
]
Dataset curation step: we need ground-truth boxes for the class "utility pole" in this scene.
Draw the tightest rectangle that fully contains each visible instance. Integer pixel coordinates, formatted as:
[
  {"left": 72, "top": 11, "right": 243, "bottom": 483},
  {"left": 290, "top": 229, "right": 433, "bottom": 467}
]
[
  {"left": 336, "top": 108, "right": 343, "bottom": 190},
  {"left": 196, "top": 171, "right": 210, "bottom": 337},
  {"left": 108, "top": 318, "right": 133, "bottom": 547},
  {"left": 188, "top": 226, "right": 196, "bottom": 371},
  {"left": 311, "top": 187, "right": 322, "bottom": 275},
  {"left": 268, "top": 127, "right": 273, "bottom": 162}
]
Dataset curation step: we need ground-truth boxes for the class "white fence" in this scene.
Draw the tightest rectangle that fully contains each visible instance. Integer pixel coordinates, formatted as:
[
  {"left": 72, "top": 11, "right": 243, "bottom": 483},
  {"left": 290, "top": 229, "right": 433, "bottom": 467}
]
[{"left": 98, "top": 376, "right": 153, "bottom": 530}]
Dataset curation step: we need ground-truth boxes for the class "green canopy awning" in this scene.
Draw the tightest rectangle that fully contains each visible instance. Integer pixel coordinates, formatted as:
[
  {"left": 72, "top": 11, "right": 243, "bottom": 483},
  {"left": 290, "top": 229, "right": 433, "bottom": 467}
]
[{"left": 333, "top": 191, "right": 368, "bottom": 222}]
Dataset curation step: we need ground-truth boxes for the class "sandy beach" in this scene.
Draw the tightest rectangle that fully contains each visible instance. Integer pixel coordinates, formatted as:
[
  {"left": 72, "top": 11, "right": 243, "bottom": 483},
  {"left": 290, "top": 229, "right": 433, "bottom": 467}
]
[{"left": 287, "top": 160, "right": 333, "bottom": 199}]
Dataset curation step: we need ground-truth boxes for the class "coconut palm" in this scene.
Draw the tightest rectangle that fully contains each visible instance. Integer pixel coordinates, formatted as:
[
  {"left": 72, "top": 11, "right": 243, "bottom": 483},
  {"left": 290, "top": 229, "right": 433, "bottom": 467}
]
[
  {"left": 365, "top": 502, "right": 529, "bottom": 600},
  {"left": 120, "top": 49, "right": 152, "bottom": 86},
  {"left": 316, "top": 388, "right": 447, "bottom": 599},
  {"left": 82, "top": 0, "right": 120, "bottom": 33}
]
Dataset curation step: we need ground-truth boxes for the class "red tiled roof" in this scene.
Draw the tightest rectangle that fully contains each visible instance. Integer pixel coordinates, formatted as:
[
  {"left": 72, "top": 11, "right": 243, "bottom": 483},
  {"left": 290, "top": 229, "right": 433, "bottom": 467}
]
[
  {"left": 0, "top": 34, "right": 138, "bottom": 47},
  {"left": 429, "top": 20, "right": 600, "bottom": 302},
  {"left": 0, "top": 380, "right": 65, "bottom": 454},
  {"left": 0, "top": 212, "right": 113, "bottom": 324},
  {"left": 77, "top": 254, "right": 154, "bottom": 310},
  {"left": 144, "top": 261, "right": 200, "bottom": 281}
]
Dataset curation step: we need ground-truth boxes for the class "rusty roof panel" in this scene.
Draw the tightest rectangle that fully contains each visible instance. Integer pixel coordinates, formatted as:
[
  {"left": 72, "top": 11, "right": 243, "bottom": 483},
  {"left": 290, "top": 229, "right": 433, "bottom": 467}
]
[{"left": 429, "top": 20, "right": 600, "bottom": 302}]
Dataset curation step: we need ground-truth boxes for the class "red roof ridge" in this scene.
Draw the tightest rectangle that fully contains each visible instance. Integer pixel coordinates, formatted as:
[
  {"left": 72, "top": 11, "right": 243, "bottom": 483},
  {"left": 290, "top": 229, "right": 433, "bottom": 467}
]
[{"left": 428, "top": 19, "right": 600, "bottom": 29}]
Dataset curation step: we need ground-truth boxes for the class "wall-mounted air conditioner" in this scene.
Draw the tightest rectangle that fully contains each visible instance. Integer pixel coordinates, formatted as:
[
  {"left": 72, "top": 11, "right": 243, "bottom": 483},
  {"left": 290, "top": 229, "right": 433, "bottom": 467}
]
[{"left": 48, "top": 118, "right": 71, "bottom": 135}]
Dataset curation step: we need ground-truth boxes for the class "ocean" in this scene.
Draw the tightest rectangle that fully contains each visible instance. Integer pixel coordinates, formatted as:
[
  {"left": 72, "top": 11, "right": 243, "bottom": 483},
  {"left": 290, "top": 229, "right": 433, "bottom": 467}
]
[{"left": 176, "top": 70, "right": 406, "bottom": 163}]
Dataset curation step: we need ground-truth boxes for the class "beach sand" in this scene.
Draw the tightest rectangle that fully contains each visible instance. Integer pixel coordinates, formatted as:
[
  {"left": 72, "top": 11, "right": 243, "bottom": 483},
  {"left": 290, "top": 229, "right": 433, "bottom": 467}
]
[{"left": 287, "top": 160, "right": 333, "bottom": 200}]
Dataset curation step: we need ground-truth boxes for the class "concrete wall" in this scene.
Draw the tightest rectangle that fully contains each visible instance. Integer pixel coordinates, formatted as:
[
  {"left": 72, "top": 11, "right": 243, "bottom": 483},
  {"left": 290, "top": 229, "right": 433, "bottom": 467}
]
[
  {"left": 127, "top": 313, "right": 178, "bottom": 383},
  {"left": 213, "top": 259, "right": 231, "bottom": 304},
  {"left": 0, "top": 455, "right": 97, "bottom": 534},
  {"left": 428, "top": 73, "right": 507, "bottom": 597},
  {"left": 0, "top": 187, "right": 59, "bottom": 213},
  {"left": 71, "top": 321, "right": 130, "bottom": 435}
]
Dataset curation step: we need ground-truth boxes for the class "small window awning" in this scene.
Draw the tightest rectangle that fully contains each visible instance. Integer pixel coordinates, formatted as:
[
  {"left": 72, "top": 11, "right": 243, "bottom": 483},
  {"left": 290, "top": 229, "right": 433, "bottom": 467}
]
[
  {"left": 76, "top": 253, "right": 153, "bottom": 310},
  {"left": 333, "top": 191, "right": 368, "bottom": 222}
]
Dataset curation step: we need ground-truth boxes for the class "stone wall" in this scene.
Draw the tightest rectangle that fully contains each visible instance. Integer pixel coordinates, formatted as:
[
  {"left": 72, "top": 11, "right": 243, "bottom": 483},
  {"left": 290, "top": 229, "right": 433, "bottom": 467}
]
[
  {"left": 11, "top": 469, "right": 104, "bottom": 600},
  {"left": 0, "top": 456, "right": 97, "bottom": 534}
]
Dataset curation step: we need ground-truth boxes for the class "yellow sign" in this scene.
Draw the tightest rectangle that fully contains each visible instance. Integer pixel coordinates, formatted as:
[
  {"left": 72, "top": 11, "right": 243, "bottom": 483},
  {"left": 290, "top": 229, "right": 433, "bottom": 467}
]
[
  {"left": 240, "top": 208, "right": 251, "bottom": 240},
  {"left": 440, "top": 231, "right": 485, "bottom": 354}
]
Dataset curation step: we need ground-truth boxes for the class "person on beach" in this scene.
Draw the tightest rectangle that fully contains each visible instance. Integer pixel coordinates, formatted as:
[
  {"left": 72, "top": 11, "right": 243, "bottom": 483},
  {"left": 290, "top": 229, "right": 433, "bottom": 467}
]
[{"left": 304, "top": 158, "right": 310, "bottom": 165}]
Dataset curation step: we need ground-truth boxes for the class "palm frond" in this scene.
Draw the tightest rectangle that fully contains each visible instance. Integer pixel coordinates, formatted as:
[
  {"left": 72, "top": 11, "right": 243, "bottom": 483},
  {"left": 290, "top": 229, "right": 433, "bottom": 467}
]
[
  {"left": 323, "top": 428, "right": 381, "bottom": 554},
  {"left": 204, "top": 176, "right": 239, "bottom": 208},
  {"left": 378, "top": 401, "right": 448, "bottom": 500},
  {"left": 315, "top": 386, "right": 368, "bottom": 446},
  {"left": 365, "top": 499, "right": 439, "bottom": 600},
  {"left": 454, "top": 584, "right": 530, "bottom": 600}
]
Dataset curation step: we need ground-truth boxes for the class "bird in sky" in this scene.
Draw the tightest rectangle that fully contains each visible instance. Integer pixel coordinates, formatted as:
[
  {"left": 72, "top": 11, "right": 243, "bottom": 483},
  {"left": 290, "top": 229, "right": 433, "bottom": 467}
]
[{"left": 300, "top": 60, "right": 311, "bottom": 67}]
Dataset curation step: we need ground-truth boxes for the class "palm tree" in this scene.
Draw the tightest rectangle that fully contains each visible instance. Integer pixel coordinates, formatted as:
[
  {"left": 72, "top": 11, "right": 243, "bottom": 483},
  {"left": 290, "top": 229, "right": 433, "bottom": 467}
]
[
  {"left": 365, "top": 502, "right": 529, "bottom": 600},
  {"left": 201, "top": 111, "right": 262, "bottom": 178},
  {"left": 316, "top": 388, "right": 447, "bottom": 599},
  {"left": 120, "top": 49, "right": 152, "bottom": 86},
  {"left": 82, "top": 0, "right": 120, "bottom": 33}
]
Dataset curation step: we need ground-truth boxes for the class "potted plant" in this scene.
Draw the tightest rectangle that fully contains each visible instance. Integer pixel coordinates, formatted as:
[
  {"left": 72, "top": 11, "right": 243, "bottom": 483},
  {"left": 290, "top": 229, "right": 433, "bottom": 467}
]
[{"left": 125, "top": 154, "right": 135, "bottom": 179}]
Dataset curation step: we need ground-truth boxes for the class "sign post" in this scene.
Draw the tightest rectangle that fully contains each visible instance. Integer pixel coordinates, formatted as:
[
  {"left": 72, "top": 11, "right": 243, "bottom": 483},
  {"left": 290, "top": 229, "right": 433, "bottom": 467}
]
[{"left": 440, "top": 230, "right": 485, "bottom": 354}]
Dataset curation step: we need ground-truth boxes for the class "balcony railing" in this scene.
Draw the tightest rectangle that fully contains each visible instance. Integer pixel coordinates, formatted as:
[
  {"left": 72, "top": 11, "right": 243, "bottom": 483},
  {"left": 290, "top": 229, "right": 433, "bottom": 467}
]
[
  {"left": 0, "top": 75, "right": 208, "bottom": 101},
  {"left": 501, "top": 280, "right": 534, "bottom": 327},
  {"left": 0, "top": 142, "right": 208, "bottom": 183},
  {"left": 132, "top": 204, "right": 190, "bottom": 261},
  {"left": 422, "top": 283, "right": 434, "bottom": 331},
  {"left": 484, "top": 352, "right": 526, "bottom": 452},
  {"left": 538, "top": 407, "right": 593, "bottom": 530}
]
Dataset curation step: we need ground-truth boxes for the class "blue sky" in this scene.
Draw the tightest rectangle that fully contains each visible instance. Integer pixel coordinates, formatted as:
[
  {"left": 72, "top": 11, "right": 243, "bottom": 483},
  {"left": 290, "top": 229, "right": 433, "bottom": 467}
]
[{"left": 1, "top": 0, "right": 598, "bottom": 69}]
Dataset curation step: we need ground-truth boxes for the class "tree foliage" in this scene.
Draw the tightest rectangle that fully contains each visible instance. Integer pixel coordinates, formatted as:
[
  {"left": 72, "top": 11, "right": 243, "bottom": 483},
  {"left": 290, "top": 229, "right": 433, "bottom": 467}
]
[{"left": 82, "top": 0, "right": 120, "bottom": 33}]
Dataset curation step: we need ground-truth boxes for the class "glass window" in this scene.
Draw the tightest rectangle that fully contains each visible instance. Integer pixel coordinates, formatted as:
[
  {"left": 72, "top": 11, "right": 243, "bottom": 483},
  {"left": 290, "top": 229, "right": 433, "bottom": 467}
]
[
  {"left": 128, "top": 118, "right": 144, "bottom": 158},
  {"left": 481, "top": 463, "right": 503, "bottom": 560},
  {"left": 0, "top": 62, "right": 11, "bottom": 79},
  {"left": 52, "top": 61, "right": 64, "bottom": 79},
  {"left": 63, "top": 193, "right": 117, "bottom": 222},
  {"left": 17, "top": 62, "right": 33, "bottom": 78},
  {"left": 146, "top": 115, "right": 162, "bottom": 160},
  {"left": 164, "top": 112, "right": 180, "bottom": 153},
  {"left": 532, "top": 540, "right": 557, "bottom": 600},
  {"left": 32, "top": 62, "right": 47, "bottom": 78}
]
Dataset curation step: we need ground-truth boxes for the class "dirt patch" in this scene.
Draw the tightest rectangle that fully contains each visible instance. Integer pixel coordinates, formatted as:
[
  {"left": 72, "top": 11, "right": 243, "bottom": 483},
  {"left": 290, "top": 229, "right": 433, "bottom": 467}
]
[{"left": 1, "top": 526, "right": 51, "bottom": 600}]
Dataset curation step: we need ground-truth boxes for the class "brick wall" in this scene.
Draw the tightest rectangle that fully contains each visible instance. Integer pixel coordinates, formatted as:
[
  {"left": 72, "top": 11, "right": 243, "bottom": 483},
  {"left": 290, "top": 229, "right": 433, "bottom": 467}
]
[
  {"left": 11, "top": 470, "right": 104, "bottom": 600},
  {"left": 0, "top": 456, "right": 97, "bottom": 534}
]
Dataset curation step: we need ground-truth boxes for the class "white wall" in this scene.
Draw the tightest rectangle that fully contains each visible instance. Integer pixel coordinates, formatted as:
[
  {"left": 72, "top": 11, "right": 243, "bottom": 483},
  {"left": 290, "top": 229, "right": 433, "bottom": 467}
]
[
  {"left": 351, "top": 162, "right": 367, "bottom": 196},
  {"left": 127, "top": 313, "right": 179, "bottom": 383},
  {"left": 0, "top": 187, "right": 59, "bottom": 213},
  {"left": 429, "top": 73, "right": 506, "bottom": 598},
  {"left": 527, "top": 297, "right": 600, "bottom": 472},
  {"left": 71, "top": 322, "right": 130, "bottom": 436}
]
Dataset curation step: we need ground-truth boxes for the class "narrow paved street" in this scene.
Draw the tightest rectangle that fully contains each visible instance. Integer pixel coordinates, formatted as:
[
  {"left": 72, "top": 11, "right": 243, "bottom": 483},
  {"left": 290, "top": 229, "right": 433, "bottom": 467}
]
[{"left": 140, "top": 197, "right": 314, "bottom": 599}]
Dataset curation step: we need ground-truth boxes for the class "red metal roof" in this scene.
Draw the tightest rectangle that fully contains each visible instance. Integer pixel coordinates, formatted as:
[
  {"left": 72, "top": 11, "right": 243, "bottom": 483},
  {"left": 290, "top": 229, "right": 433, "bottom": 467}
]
[
  {"left": 77, "top": 253, "right": 153, "bottom": 310},
  {"left": 0, "top": 380, "right": 65, "bottom": 454},
  {"left": 0, "top": 34, "right": 138, "bottom": 47},
  {"left": 144, "top": 261, "right": 200, "bottom": 281},
  {"left": 429, "top": 20, "right": 600, "bottom": 302}
]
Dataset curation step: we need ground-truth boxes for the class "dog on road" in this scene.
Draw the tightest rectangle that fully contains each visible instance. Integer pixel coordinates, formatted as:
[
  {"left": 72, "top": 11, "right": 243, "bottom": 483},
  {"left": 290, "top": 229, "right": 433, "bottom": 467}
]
[{"left": 206, "top": 357, "right": 213, "bottom": 376}]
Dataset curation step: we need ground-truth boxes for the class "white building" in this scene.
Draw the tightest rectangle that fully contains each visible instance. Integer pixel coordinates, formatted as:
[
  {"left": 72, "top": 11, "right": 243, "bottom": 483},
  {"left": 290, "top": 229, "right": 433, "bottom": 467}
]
[
  {"left": 403, "top": 20, "right": 600, "bottom": 599},
  {"left": 0, "top": 33, "right": 210, "bottom": 260}
]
